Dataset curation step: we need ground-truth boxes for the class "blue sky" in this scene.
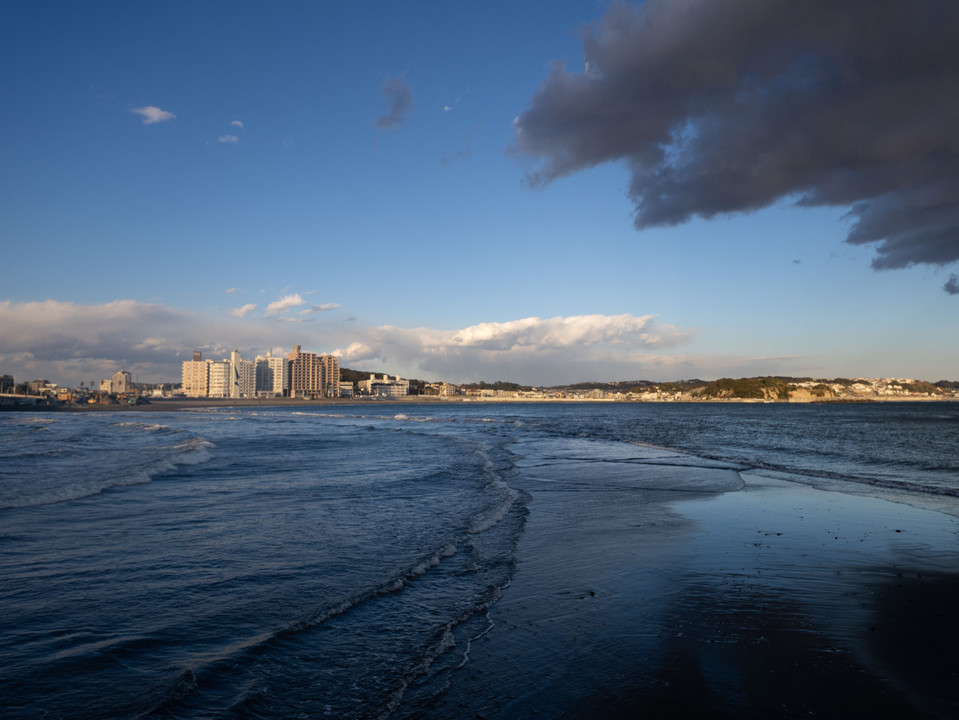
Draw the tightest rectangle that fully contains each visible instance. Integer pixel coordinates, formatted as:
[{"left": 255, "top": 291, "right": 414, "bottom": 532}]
[{"left": 2, "top": 0, "right": 957, "bottom": 386}]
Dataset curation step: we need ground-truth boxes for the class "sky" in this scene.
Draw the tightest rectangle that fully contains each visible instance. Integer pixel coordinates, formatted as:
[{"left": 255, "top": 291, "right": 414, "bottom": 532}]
[{"left": 2, "top": 0, "right": 957, "bottom": 387}]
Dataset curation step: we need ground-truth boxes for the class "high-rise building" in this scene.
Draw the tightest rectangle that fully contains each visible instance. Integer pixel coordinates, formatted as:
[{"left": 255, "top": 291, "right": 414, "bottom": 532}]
[
  {"left": 321, "top": 354, "right": 340, "bottom": 397},
  {"left": 256, "top": 353, "right": 289, "bottom": 396},
  {"left": 181, "top": 352, "right": 209, "bottom": 397},
  {"left": 238, "top": 359, "right": 256, "bottom": 398},
  {"left": 287, "top": 345, "right": 340, "bottom": 398},
  {"left": 226, "top": 350, "right": 256, "bottom": 399},
  {"left": 230, "top": 350, "right": 242, "bottom": 399},
  {"left": 208, "top": 361, "right": 231, "bottom": 398}
]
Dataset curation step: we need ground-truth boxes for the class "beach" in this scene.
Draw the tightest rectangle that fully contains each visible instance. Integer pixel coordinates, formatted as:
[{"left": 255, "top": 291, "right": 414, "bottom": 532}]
[
  {"left": 405, "top": 426, "right": 959, "bottom": 719},
  {"left": 421, "top": 471, "right": 958, "bottom": 719},
  {"left": 1, "top": 402, "right": 956, "bottom": 718}
]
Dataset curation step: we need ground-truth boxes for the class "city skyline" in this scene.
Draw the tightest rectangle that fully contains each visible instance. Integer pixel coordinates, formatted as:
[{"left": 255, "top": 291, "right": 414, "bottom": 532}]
[{"left": 2, "top": 1, "right": 958, "bottom": 387}]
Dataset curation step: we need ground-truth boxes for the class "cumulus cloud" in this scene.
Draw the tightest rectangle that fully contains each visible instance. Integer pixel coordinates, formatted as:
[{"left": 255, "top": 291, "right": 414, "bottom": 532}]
[
  {"left": 265, "top": 293, "right": 307, "bottom": 315},
  {"left": 231, "top": 120, "right": 244, "bottom": 128},
  {"left": 333, "top": 314, "right": 693, "bottom": 384},
  {"left": 231, "top": 303, "right": 257, "bottom": 318},
  {"left": 226, "top": 287, "right": 238, "bottom": 294},
  {"left": 131, "top": 105, "right": 176, "bottom": 125},
  {"left": 449, "top": 314, "right": 668, "bottom": 350},
  {"left": 218, "top": 134, "right": 239, "bottom": 144},
  {"left": 514, "top": 0, "right": 959, "bottom": 289},
  {"left": 0, "top": 299, "right": 194, "bottom": 384},
  {"left": 334, "top": 342, "right": 377, "bottom": 362},
  {"left": 0, "top": 299, "right": 312, "bottom": 385},
  {"left": 375, "top": 75, "right": 413, "bottom": 130},
  {"left": 945, "top": 274, "right": 959, "bottom": 295},
  {"left": 263, "top": 294, "right": 339, "bottom": 319},
  {"left": 0, "top": 301, "right": 803, "bottom": 387}
]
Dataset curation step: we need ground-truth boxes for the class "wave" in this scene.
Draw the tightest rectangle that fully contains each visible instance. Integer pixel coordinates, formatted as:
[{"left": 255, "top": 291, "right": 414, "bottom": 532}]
[
  {"left": 111, "top": 421, "right": 182, "bottom": 435},
  {"left": 0, "top": 437, "right": 214, "bottom": 509},
  {"left": 287, "top": 542, "right": 461, "bottom": 635},
  {"left": 547, "top": 422, "right": 958, "bottom": 502},
  {"left": 469, "top": 480, "right": 519, "bottom": 534},
  {"left": 3, "top": 415, "right": 59, "bottom": 425},
  {"left": 743, "top": 464, "right": 959, "bottom": 499},
  {"left": 375, "top": 577, "right": 517, "bottom": 720},
  {"left": 137, "top": 668, "right": 198, "bottom": 719}
]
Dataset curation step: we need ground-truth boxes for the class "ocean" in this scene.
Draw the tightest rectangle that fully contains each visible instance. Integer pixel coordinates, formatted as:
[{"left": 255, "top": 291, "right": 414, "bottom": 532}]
[{"left": 2, "top": 402, "right": 957, "bottom": 718}]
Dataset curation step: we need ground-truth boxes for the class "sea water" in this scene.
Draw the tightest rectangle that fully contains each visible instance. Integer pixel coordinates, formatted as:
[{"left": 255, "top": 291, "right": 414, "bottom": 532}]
[{"left": 1, "top": 402, "right": 957, "bottom": 718}]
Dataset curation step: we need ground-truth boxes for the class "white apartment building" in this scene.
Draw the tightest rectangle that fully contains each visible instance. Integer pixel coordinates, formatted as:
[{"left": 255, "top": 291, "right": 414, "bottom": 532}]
[
  {"left": 208, "top": 361, "right": 231, "bottom": 398},
  {"left": 256, "top": 353, "right": 290, "bottom": 397}
]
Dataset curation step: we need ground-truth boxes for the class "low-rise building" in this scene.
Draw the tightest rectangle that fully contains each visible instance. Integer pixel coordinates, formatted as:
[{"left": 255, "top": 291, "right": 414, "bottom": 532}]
[
  {"left": 364, "top": 374, "right": 410, "bottom": 397},
  {"left": 112, "top": 370, "right": 132, "bottom": 394}
]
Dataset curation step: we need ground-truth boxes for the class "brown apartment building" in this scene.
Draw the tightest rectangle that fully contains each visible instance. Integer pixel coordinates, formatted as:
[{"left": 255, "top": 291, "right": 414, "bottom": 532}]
[{"left": 287, "top": 345, "right": 340, "bottom": 398}]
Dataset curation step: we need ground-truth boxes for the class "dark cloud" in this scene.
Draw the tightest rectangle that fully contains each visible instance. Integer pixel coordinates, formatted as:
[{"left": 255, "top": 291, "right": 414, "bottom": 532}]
[
  {"left": 375, "top": 76, "right": 413, "bottom": 130},
  {"left": 945, "top": 275, "right": 959, "bottom": 295},
  {"left": 514, "top": 0, "right": 959, "bottom": 288}
]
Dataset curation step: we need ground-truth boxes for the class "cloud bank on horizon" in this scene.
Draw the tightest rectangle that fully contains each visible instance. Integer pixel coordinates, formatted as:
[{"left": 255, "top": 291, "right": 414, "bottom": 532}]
[
  {"left": 513, "top": 0, "right": 959, "bottom": 290},
  {"left": 0, "top": 299, "right": 707, "bottom": 387}
]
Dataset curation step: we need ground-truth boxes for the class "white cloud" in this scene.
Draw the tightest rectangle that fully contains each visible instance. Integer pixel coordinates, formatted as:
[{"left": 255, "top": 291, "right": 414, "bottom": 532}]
[
  {"left": 265, "top": 293, "right": 307, "bottom": 315},
  {"left": 448, "top": 314, "right": 667, "bottom": 350},
  {"left": 0, "top": 300, "right": 810, "bottom": 388},
  {"left": 334, "top": 342, "right": 377, "bottom": 362},
  {"left": 131, "top": 105, "right": 176, "bottom": 125},
  {"left": 329, "top": 314, "right": 696, "bottom": 384},
  {"left": 306, "top": 302, "right": 340, "bottom": 313},
  {"left": 0, "top": 299, "right": 308, "bottom": 385},
  {"left": 218, "top": 134, "right": 239, "bottom": 144},
  {"left": 226, "top": 287, "right": 238, "bottom": 294},
  {"left": 230, "top": 120, "right": 244, "bottom": 128},
  {"left": 231, "top": 303, "right": 257, "bottom": 318}
]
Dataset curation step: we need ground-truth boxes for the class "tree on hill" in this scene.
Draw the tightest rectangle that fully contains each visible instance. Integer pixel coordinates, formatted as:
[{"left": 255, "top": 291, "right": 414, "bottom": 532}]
[
  {"left": 461, "top": 380, "right": 533, "bottom": 392},
  {"left": 696, "top": 377, "right": 794, "bottom": 400}
]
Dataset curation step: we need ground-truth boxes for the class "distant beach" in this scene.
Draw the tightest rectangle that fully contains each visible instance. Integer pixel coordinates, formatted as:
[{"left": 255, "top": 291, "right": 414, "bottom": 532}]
[{"left": 54, "top": 393, "right": 957, "bottom": 414}]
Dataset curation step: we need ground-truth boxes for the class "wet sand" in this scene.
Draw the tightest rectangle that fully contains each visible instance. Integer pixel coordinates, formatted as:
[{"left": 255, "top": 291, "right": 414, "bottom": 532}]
[{"left": 418, "top": 454, "right": 959, "bottom": 718}]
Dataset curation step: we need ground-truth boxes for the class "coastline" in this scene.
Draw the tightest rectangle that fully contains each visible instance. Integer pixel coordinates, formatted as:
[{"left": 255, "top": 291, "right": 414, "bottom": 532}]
[
  {"left": 40, "top": 394, "right": 959, "bottom": 412},
  {"left": 421, "top": 454, "right": 959, "bottom": 719}
]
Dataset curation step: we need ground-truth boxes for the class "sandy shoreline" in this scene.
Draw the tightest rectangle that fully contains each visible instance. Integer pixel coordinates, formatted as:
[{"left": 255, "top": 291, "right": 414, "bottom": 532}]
[
  {"left": 419, "top": 450, "right": 959, "bottom": 719},
  {"left": 35, "top": 394, "right": 959, "bottom": 412},
  {"left": 57, "top": 396, "right": 452, "bottom": 412}
]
